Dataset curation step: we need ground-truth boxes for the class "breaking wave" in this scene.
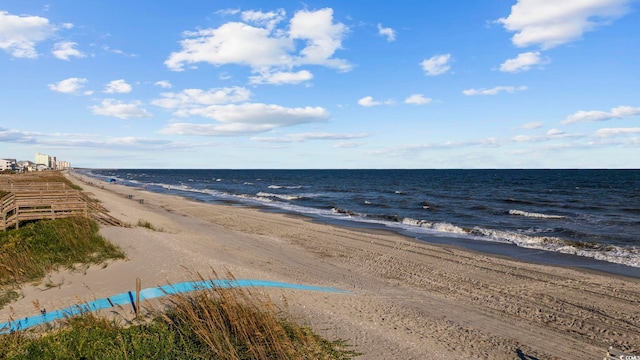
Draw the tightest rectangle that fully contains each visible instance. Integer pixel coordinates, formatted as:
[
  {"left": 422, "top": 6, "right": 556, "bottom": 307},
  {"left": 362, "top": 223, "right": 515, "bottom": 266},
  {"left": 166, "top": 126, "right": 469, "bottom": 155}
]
[
  {"left": 509, "top": 209, "right": 566, "bottom": 219},
  {"left": 268, "top": 185, "right": 303, "bottom": 189},
  {"left": 467, "top": 227, "right": 640, "bottom": 268},
  {"left": 256, "top": 192, "right": 303, "bottom": 201}
]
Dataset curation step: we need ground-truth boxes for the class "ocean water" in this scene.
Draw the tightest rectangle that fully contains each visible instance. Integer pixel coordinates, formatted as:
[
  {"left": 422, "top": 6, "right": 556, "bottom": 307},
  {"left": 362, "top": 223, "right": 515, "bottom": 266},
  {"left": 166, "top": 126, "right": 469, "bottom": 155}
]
[{"left": 81, "top": 169, "right": 640, "bottom": 273}]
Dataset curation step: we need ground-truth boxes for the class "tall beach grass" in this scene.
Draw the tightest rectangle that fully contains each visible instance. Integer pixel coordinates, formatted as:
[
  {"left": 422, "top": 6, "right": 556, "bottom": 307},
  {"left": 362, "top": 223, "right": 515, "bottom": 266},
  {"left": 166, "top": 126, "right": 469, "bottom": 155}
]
[
  {"left": 0, "top": 273, "right": 360, "bottom": 359},
  {"left": 0, "top": 217, "right": 125, "bottom": 308}
]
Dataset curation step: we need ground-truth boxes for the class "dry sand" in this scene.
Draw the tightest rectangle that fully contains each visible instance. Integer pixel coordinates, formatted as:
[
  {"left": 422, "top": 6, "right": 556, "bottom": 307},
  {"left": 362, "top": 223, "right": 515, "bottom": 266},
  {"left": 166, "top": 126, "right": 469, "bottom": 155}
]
[{"left": 2, "top": 171, "right": 640, "bottom": 359}]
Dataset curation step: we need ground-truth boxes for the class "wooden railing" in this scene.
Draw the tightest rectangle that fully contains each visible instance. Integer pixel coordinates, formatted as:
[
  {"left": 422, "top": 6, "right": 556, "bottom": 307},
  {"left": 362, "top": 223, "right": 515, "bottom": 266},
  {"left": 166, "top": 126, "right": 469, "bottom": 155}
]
[
  {"left": 0, "top": 183, "right": 125, "bottom": 230},
  {"left": 0, "top": 182, "right": 70, "bottom": 192},
  {"left": 1, "top": 192, "right": 17, "bottom": 230}
]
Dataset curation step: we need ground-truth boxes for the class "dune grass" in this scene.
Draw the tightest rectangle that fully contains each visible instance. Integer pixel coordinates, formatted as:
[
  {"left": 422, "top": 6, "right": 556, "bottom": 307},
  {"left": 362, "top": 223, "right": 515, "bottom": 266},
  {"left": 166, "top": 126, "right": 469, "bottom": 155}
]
[
  {"left": 0, "top": 170, "right": 82, "bottom": 191},
  {"left": 0, "top": 217, "right": 125, "bottom": 308},
  {"left": 136, "top": 219, "right": 163, "bottom": 232},
  {"left": 0, "top": 273, "right": 360, "bottom": 360}
]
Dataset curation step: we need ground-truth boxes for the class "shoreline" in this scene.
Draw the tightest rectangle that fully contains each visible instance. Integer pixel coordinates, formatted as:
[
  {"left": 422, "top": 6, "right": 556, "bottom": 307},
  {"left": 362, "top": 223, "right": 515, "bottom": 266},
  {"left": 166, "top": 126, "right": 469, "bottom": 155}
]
[
  {"left": 2, "top": 170, "right": 639, "bottom": 358},
  {"left": 264, "top": 206, "right": 640, "bottom": 280},
  {"left": 83, "top": 170, "right": 640, "bottom": 279}
]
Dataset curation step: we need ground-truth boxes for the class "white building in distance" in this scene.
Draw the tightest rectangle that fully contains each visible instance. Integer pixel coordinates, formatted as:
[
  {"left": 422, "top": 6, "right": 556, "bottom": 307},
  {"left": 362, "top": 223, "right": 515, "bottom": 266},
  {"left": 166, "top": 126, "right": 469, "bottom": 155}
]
[{"left": 1, "top": 159, "right": 17, "bottom": 171}]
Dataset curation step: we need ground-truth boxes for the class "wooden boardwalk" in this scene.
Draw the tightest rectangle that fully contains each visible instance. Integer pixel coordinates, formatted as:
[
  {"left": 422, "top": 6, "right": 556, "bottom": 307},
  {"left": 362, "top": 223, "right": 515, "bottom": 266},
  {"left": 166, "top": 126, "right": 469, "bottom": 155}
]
[{"left": 0, "top": 181, "right": 125, "bottom": 230}]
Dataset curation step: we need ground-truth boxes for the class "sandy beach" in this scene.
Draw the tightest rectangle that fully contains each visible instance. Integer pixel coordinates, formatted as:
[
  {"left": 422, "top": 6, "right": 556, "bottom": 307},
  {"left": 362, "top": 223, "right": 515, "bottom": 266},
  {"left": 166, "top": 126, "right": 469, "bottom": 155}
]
[{"left": 2, "top": 171, "right": 639, "bottom": 359}]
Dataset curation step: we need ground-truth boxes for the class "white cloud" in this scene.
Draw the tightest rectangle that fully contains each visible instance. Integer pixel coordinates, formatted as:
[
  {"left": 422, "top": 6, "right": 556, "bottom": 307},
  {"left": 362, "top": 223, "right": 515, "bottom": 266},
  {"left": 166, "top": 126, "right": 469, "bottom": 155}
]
[
  {"left": 512, "top": 131, "right": 577, "bottom": 141},
  {"left": 104, "top": 79, "right": 133, "bottom": 94},
  {"left": 180, "top": 102, "right": 327, "bottom": 123},
  {"left": 152, "top": 87, "right": 252, "bottom": 109},
  {"left": 496, "top": 0, "right": 631, "bottom": 49},
  {"left": 154, "top": 80, "right": 172, "bottom": 89},
  {"left": 404, "top": 94, "right": 433, "bottom": 105},
  {"left": 511, "top": 135, "right": 536, "bottom": 142},
  {"left": 358, "top": 96, "right": 379, "bottom": 107},
  {"left": 52, "top": 41, "right": 85, "bottom": 60},
  {"left": 165, "top": 8, "right": 351, "bottom": 76},
  {"left": 289, "top": 8, "right": 350, "bottom": 70},
  {"left": 249, "top": 70, "right": 313, "bottom": 85},
  {"left": 102, "top": 45, "right": 137, "bottom": 57},
  {"left": 420, "top": 54, "right": 451, "bottom": 76},
  {"left": 377, "top": 23, "right": 396, "bottom": 42},
  {"left": 216, "top": 8, "right": 240, "bottom": 16},
  {"left": 48, "top": 77, "right": 88, "bottom": 94},
  {"left": 160, "top": 123, "right": 261, "bottom": 136},
  {"left": 562, "top": 105, "right": 640, "bottom": 125},
  {"left": 0, "top": 126, "right": 198, "bottom": 151},
  {"left": 160, "top": 103, "right": 328, "bottom": 136},
  {"left": 91, "top": 99, "right": 152, "bottom": 119},
  {"left": 594, "top": 127, "right": 640, "bottom": 138},
  {"left": 154, "top": 88, "right": 330, "bottom": 137},
  {"left": 251, "top": 132, "right": 368, "bottom": 143},
  {"left": 462, "top": 86, "right": 527, "bottom": 96},
  {"left": 0, "top": 127, "right": 35, "bottom": 143},
  {"left": 241, "top": 9, "right": 286, "bottom": 31},
  {"left": 0, "top": 11, "right": 56, "bottom": 58},
  {"left": 500, "top": 51, "right": 546, "bottom": 73},
  {"left": 165, "top": 22, "right": 292, "bottom": 71},
  {"left": 521, "top": 121, "right": 544, "bottom": 129}
]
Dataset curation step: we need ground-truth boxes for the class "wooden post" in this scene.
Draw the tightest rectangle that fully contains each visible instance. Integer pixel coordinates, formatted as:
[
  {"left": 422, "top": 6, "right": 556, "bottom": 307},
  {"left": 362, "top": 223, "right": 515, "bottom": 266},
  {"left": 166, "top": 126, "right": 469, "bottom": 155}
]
[{"left": 135, "top": 278, "right": 141, "bottom": 317}]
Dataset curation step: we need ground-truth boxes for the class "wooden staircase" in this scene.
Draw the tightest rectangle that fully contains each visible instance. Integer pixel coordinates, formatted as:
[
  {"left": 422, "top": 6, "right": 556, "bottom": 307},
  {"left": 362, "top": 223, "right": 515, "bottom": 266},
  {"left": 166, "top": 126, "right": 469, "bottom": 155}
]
[{"left": 0, "top": 182, "right": 126, "bottom": 230}]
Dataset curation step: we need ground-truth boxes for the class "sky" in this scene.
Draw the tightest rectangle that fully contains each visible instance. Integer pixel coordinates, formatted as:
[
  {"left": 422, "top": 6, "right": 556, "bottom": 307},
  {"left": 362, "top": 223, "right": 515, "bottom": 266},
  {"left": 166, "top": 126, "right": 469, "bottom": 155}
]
[{"left": 0, "top": 0, "right": 639, "bottom": 169}]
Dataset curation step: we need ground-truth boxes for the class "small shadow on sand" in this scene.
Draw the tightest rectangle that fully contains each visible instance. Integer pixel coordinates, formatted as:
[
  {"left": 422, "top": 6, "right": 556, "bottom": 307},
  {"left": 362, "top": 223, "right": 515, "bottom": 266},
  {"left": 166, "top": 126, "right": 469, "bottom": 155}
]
[{"left": 516, "top": 349, "right": 539, "bottom": 360}]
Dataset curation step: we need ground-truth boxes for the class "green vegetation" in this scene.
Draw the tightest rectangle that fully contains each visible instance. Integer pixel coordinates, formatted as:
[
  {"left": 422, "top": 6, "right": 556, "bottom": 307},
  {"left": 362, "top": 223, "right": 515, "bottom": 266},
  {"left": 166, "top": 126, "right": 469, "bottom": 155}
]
[
  {"left": 0, "top": 276, "right": 360, "bottom": 360},
  {"left": 0, "top": 170, "right": 82, "bottom": 191},
  {"left": 136, "top": 219, "right": 162, "bottom": 232},
  {"left": 0, "top": 217, "right": 125, "bottom": 308}
]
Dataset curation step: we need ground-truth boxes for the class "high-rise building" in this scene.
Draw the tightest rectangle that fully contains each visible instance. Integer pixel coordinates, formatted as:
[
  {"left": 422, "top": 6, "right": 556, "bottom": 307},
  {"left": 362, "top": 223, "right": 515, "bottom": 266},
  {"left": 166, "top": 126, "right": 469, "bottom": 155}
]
[{"left": 35, "top": 152, "right": 50, "bottom": 167}]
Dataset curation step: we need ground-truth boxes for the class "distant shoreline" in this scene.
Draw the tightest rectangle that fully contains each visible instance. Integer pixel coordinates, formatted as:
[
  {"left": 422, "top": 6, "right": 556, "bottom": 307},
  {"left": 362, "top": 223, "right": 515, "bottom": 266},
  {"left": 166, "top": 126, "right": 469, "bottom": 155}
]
[{"left": 76, "top": 169, "right": 640, "bottom": 279}]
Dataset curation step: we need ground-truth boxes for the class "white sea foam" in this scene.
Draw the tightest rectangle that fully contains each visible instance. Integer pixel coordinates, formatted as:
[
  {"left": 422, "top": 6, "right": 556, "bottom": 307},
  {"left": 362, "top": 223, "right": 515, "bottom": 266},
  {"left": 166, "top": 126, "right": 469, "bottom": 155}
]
[
  {"left": 256, "top": 192, "right": 302, "bottom": 201},
  {"left": 430, "top": 222, "right": 468, "bottom": 234},
  {"left": 509, "top": 209, "right": 565, "bottom": 219},
  {"left": 268, "top": 185, "right": 302, "bottom": 189},
  {"left": 399, "top": 217, "right": 639, "bottom": 267},
  {"left": 402, "top": 218, "right": 424, "bottom": 226},
  {"left": 468, "top": 227, "right": 640, "bottom": 267},
  {"left": 402, "top": 218, "right": 468, "bottom": 235}
]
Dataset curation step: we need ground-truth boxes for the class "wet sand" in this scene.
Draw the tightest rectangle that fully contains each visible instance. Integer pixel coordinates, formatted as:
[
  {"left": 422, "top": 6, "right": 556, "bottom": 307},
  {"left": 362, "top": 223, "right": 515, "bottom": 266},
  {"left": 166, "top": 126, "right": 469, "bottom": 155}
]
[{"left": 2, "top": 172, "right": 639, "bottom": 359}]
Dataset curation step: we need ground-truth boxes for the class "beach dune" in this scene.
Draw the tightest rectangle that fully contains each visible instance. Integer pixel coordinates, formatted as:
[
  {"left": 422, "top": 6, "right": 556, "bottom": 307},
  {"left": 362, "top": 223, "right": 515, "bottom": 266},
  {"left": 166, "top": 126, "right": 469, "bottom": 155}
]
[{"left": 1, "top": 172, "right": 639, "bottom": 359}]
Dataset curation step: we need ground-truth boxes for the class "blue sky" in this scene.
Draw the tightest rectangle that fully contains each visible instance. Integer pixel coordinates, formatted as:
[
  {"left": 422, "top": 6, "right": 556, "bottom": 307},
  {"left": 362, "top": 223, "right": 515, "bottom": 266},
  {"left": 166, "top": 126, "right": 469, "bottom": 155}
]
[{"left": 1, "top": 0, "right": 638, "bottom": 169}]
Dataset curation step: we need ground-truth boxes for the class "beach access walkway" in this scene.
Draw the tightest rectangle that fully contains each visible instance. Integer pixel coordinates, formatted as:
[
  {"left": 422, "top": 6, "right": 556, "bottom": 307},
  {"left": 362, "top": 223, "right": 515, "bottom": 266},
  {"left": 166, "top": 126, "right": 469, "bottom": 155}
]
[{"left": 0, "top": 174, "right": 125, "bottom": 230}]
